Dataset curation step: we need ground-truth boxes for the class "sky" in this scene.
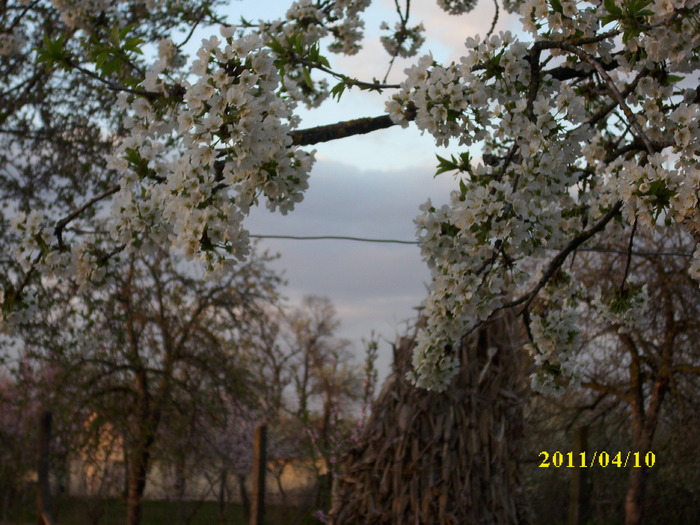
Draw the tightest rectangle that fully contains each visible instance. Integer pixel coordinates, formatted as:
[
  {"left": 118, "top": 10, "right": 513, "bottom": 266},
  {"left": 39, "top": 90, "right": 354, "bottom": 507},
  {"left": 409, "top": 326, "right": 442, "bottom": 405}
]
[{"left": 208, "top": 0, "right": 521, "bottom": 381}]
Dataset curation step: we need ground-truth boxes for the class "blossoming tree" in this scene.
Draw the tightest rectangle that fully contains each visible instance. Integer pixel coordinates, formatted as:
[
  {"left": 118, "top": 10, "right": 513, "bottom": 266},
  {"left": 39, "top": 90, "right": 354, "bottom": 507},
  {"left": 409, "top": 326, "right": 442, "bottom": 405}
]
[
  {"left": 1, "top": 0, "right": 699, "bottom": 522},
  {"left": 3, "top": 0, "right": 698, "bottom": 392}
]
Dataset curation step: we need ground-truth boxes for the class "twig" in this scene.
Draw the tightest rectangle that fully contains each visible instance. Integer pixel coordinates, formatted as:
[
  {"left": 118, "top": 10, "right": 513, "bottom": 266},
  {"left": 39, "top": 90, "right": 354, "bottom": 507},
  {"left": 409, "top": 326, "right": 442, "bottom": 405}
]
[
  {"left": 620, "top": 217, "right": 638, "bottom": 293},
  {"left": 291, "top": 56, "right": 400, "bottom": 91},
  {"left": 486, "top": 0, "right": 500, "bottom": 39},
  {"left": 54, "top": 185, "right": 121, "bottom": 248},
  {"left": 559, "top": 44, "right": 655, "bottom": 155},
  {"left": 65, "top": 59, "right": 157, "bottom": 99}
]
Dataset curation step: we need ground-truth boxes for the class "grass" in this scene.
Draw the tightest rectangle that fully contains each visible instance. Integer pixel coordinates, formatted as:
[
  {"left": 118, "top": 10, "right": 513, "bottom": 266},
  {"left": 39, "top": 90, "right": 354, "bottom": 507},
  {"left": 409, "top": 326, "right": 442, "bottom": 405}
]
[{"left": 8, "top": 497, "right": 321, "bottom": 525}]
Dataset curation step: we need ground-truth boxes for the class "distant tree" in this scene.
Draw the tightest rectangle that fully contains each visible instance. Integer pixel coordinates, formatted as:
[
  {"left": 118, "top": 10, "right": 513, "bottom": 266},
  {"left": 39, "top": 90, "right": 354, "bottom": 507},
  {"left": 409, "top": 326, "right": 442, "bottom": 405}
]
[
  {"left": 239, "top": 295, "right": 372, "bottom": 514},
  {"left": 574, "top": 228, "right": 700, "bottom": 525},
  {"left": 0, "top": 361, "right": 82, "bottom": 525},
  {"left": 285, "top": 297, "right": 361, "bottom": 448},
  {"left": 153, "top": 395, "right": 263, "bottom": 525},
  {"left": 0, "top": 371, "right": 38, "bottom": 524},
  {"left": 519, "top": 227, "right": 700, "bottom": 525},
  {"left": 12, "top": 247, "right": 281, "bottom": 525}
]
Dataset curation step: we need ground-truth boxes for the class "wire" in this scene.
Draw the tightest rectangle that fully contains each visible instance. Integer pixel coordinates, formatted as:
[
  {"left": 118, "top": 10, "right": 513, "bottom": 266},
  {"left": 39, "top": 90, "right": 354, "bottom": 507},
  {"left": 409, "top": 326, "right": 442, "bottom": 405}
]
[
  {"left": 249, "top": 234, "right": 694, "bottom": 257},
  {"left": 249, "top": 234, "right": 419, "bottom": 245},
  {"left": 586, "top": 247, "right": 692, "bottom": 258}
]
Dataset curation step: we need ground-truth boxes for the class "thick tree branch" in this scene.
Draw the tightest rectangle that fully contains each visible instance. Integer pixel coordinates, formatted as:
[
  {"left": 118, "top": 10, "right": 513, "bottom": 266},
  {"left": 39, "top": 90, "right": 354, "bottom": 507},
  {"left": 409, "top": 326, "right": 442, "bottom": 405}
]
[
  {"left": 581, "top": 379, "right": 632, "bottom": 404},
  {"left": 290, "top": 114, "right": 405, "bottom": 146}
]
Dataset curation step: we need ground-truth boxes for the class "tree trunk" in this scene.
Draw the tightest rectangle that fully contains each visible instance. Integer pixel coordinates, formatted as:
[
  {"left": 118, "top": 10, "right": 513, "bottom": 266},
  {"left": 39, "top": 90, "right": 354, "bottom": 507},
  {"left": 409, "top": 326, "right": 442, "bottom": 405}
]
[
  {"left": 329, "top": 312, "right": 530, "bottom": 524},
  {"left": 36, "top": 411, "right": 54, "bottom": 525},
  {"left": 624, "top": 427, "right": 655, "bottom": 525},
  {"left": 174, "top": 457, "right": 187, "bottom": 525},
  {"left": 568, "top": 427, "right": 591, "bottom": 525},
  {"left": 215, "top": 470, "right": 234, "bottom": 525},
  {"left": 232, "top": 473, "right": 250, "bottom": 524},
  {"left": 314, "top": 473, "right": 332, "bottom": 512},
  {"left": 126, "top": 440, "right": 153, "bottom": 525},
  {"left": 624, "top": 460, "right": 647, "bottom": 525},
  {"left": 249, "top": 426, "right": 267, "bottom": 525}
]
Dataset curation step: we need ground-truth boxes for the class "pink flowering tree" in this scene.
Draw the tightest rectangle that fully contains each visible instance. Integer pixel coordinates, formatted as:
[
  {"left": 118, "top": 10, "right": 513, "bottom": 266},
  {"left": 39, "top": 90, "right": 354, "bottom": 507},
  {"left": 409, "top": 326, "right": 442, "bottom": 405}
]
[{"left": 152, "top": 396, "right": 263, "bottom": 525}]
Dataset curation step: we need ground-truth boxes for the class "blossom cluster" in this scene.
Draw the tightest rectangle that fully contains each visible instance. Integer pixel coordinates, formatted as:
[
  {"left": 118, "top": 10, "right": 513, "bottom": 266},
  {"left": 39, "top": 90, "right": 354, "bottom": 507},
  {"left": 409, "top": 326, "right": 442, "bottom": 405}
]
[
  {"left": 276, "top": 0, "right": 372, "bottom": 56},
  {"left": 1, "top": 8, "right": 325, "bottom": 327},
  {"left": 10, "top": 210, "right": 114, "bottom": 294},
  {"left": 107, "top": 27, "right": 315, "bottom": 276},
  {"left": 50, "top": 0, "right": 160, "bottom": 29},
  {"left": 3, "top": 0, "right": 699, "bottom": 396},
  {"left": 379, "top": 22, "right": 426, "bottom": 59},
  {"left": 524, "top": 273, "right": 585, "bottom": 395},
  {"left": 436, "top": 0, "right": 479, "bottom": 15},
  {"left": 389, "top": 1, "right": 700, "bottom": 391},
  {"left": 261, "top": 0, "right": 371, "bottom": 107},
  {"left": 590, "top": 284, "right": 650, "bottom": 334}
]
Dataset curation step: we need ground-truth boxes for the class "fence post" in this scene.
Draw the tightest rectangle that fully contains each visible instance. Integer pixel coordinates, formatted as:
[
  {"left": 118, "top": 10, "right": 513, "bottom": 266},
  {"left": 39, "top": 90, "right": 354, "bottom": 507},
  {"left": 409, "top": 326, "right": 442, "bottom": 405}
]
[
  {"left": 250, "top": 425, "right": 267, "bottom": 525},
  {"left": 36, "top": 410, "right": 54, "bottom": 525}
]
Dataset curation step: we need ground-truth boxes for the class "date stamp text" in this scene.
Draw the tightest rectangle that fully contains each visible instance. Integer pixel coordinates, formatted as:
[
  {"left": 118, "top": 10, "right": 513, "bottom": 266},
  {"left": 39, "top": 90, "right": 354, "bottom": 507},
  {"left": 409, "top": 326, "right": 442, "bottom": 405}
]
[{"left": 538, "top": 451, "right": 656, "bottom": 468}]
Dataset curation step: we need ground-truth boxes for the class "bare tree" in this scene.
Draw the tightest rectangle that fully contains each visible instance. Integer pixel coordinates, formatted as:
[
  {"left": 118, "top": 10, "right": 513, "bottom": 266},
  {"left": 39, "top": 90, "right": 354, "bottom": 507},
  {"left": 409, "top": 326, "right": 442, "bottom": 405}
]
[
  {"left": 235, "top": 295, "right": 371, "bottom": 518},
  {"left": 14, "top": 247, "right": 281, "bottom": 525},
  {"left": 565, "top": 228, "right": 700, "bottom": 525}
]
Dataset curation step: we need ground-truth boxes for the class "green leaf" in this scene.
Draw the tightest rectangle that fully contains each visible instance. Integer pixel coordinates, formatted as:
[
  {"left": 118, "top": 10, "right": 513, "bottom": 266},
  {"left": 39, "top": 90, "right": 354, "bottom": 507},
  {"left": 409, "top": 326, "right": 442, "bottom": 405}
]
[
  {"left": 666, "top": 74, "right": 685, "bottom": 84},
  {"left": 119, "top": 24, "right": 134, "bottom": 41},
  {"left": 124, "top": 37, "right": 145, "bottom": 54},
  {"left": 301, "top": 67, "right": 313, "bottom": 89},
  {"left": 459, "top": 178, "right": 468, "bottom": 199},
  {"left": 330, "top": 81, "right": 347, "bottom": 101},
  {"left": 293, "top": 33, "right": 305, "bottom": 55},
  {"left": 458, "top": 151, "right": 472, "bottom": 169},
  {"left": 101, "top": 59, "right": 120, "bottom": 76},
  {"left": 435, "top": 154, "right": 458, "bottom": 175},
  {"left": 604, "top": 0, "right": 622, "bottom": 16},
  {"left": 440, "top": 221, "right": 460, "bottom": 237},
  {"left": 109, "top": 24, "right": 121, "bottom": 47},
  {"left": 267, "top": 36, "right": 285, "bottom": 55},
  {"left": 36, "top": 33, "right": 70, "bottom": 69}
]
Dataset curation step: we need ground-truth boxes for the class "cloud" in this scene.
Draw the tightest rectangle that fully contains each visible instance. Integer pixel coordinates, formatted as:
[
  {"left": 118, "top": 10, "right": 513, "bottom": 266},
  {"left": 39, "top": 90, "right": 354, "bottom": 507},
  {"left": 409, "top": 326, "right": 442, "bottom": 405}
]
[{"left": 246, "top": 159, "right": 454, "bottom": 380}]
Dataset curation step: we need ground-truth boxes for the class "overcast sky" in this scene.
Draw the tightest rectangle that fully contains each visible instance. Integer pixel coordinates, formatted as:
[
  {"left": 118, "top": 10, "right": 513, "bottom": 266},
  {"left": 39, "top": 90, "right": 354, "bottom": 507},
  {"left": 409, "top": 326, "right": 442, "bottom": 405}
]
[
  {"left": 220, "top": 0, "right": 520, "bottom": 380},
  {"left": 246, "top": 157, "right": 453, "bottom": 380}
]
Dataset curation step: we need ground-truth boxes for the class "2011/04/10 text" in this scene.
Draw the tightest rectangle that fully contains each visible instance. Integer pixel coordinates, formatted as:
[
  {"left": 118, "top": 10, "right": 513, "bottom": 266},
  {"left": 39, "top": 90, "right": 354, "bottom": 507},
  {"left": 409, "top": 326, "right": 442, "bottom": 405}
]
[{"left": 538, "top": 451, "right": 656, "bottom": 468}]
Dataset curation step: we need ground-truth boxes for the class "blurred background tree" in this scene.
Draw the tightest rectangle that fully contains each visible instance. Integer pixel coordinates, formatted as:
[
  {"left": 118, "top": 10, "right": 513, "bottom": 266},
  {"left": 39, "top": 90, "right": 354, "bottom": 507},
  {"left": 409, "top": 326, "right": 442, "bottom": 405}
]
[{"left": 522, "top": 227, "right": 700, "bottom": 525}]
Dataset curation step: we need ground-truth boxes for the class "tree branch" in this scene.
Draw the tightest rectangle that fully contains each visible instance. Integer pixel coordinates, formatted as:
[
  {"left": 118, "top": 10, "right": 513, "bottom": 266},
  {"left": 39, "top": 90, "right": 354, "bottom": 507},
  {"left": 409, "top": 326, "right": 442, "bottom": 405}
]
[
  {"left": 509, "top": 200, "right": 624, "bottom": 312},
  {"left": 290, "top": 114, "right": 403, "bottom": 146},
  {"left": 54, "top": 185, "right": 120, "bottom": 248}
]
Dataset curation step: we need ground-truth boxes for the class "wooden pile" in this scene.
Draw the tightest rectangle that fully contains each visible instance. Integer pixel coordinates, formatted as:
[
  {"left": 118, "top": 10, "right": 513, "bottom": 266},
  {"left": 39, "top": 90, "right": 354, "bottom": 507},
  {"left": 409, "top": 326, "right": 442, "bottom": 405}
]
[{"left": 328, "top": 312, "right": 530, "bottom": 524}]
